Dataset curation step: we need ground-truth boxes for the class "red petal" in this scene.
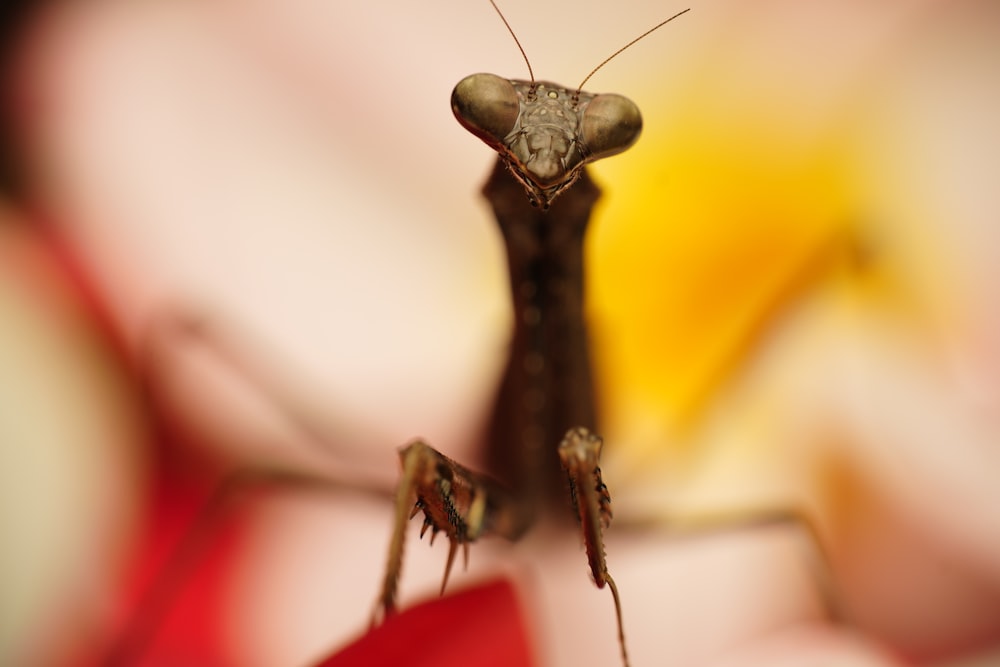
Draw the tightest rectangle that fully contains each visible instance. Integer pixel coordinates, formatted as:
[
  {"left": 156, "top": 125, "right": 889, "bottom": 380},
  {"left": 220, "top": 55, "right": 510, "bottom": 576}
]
[{"left": 316, "top": 578, "right": 535, "bottom": 667}]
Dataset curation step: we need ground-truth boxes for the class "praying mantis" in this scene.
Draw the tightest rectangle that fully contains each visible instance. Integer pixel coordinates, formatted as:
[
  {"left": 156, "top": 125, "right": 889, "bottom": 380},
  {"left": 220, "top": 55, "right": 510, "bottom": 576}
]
[
  {"left": 369, "top": 5, "right": 691, "bottom": 666},
  {"left": 107, "top": 3, "right": 843, "bottom": 665}
]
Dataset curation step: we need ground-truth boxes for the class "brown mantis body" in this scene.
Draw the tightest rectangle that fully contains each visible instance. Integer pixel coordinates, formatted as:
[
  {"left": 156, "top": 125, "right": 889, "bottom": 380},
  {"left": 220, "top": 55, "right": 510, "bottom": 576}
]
[{"left": 371, "top": 7, "right": 691, "bottom": 665}]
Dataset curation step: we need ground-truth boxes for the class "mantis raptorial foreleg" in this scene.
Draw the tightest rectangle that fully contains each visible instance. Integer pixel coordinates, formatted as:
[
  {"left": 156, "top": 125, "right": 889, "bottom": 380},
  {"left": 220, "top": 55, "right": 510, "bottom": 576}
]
[
  {"left": 559, "top": 427, "right": 629, "bottom": 667},
  {"left": 371, "top": 440, "right": 527, "bottom": 626}
]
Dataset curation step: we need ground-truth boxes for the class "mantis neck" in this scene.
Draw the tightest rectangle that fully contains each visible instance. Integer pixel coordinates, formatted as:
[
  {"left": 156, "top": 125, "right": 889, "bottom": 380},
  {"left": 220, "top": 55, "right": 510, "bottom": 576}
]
[{"left": 484, "top": 157, "right": 600, "bottom": 512}]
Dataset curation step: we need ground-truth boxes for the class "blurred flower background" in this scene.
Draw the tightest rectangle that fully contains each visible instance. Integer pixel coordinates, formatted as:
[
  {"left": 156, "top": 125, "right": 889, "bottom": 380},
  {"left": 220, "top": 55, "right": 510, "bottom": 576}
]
[{"left": 1, "top": 0, "right": 999, "bottom": 666}]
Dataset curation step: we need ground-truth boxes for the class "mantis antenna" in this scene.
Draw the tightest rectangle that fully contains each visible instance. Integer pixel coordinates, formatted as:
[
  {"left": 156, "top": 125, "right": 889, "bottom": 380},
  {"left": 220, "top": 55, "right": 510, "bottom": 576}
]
[
  {"left": 487, "top": 1, "right": 691, "bottom": 97},
  {"left": 577, "top": 7, "right": 691, "bottom": 92},
  {"left": 488, "top": 0, "right": 534, "bottom": 84}
]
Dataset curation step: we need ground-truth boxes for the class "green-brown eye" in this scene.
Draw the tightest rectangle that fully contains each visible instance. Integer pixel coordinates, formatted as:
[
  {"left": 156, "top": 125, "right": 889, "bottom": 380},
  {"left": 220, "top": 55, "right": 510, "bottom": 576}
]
[
  {"left": 579, "top": 93, "right": 642, "bottom": 160},
  {"left": 451, "top": 73, "right": 520, "bottom": 146}
]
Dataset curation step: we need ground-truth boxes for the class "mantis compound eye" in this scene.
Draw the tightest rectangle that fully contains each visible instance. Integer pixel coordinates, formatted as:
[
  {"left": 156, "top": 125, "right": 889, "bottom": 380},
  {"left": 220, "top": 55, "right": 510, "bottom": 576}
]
[
  {"left": 579, "top": 93, "right": 642, "bottom": 160},
  {"left": 451, "top": 73, "right": 520, "bottom": 148}
]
